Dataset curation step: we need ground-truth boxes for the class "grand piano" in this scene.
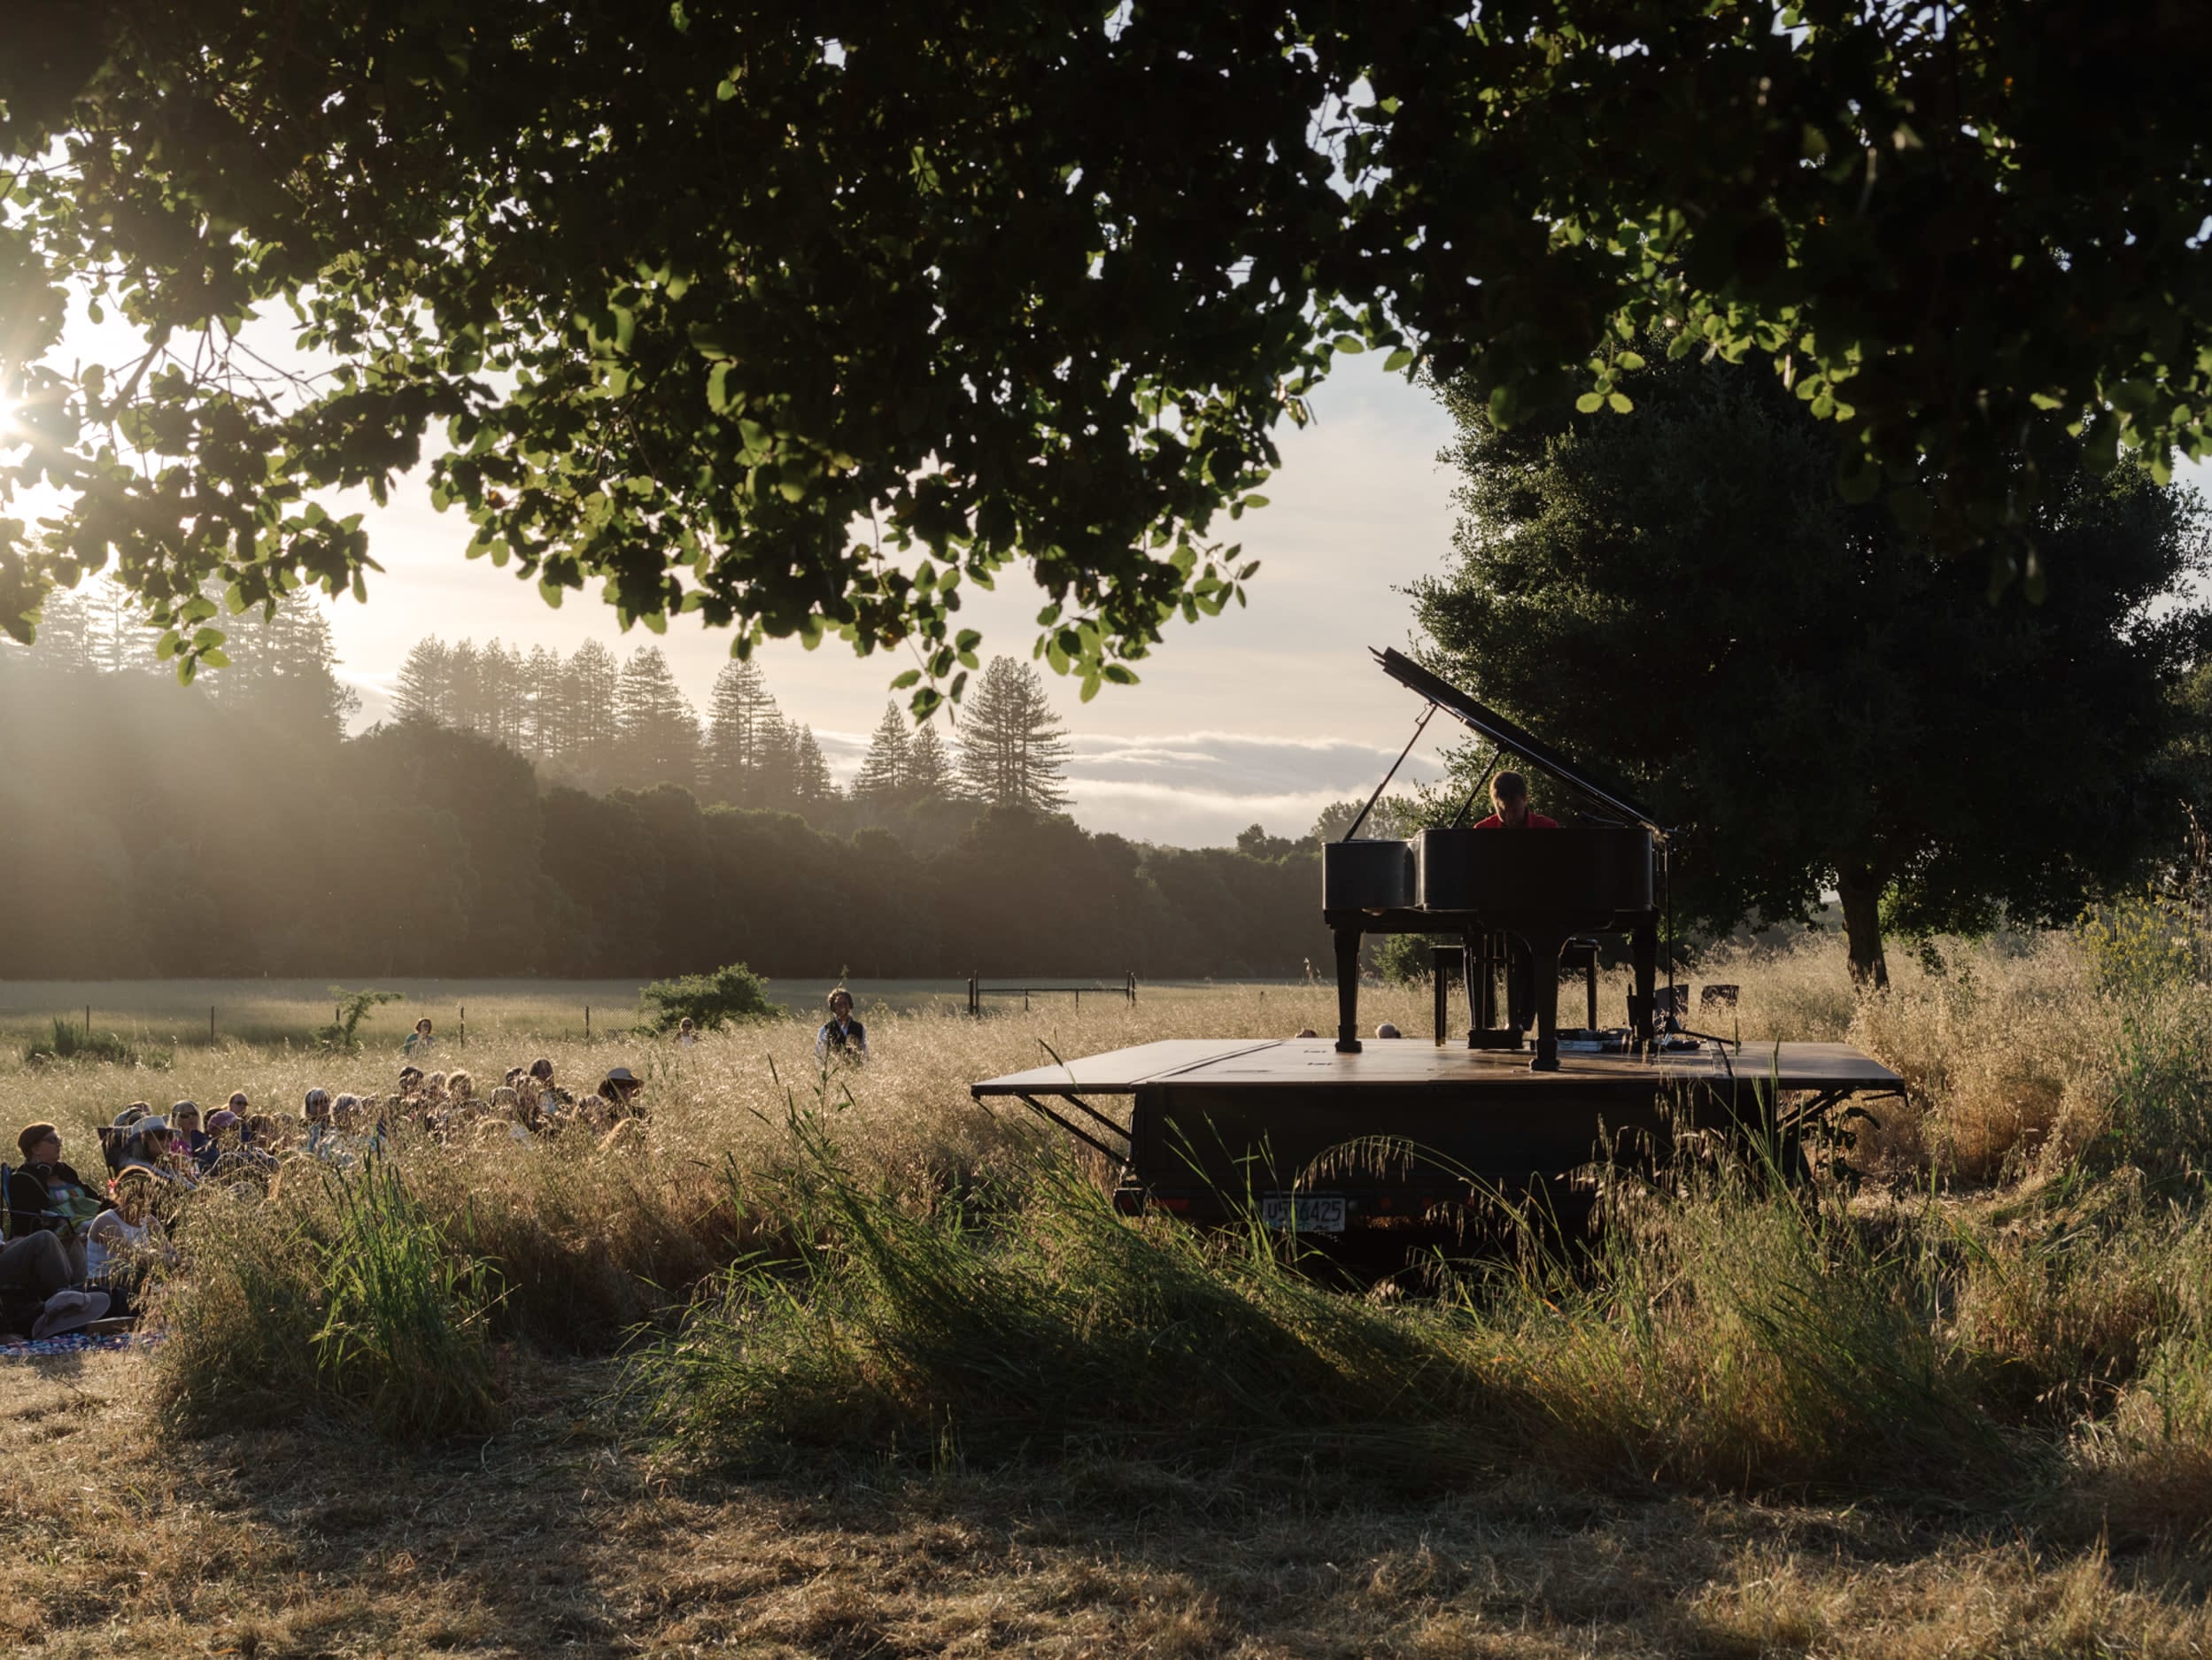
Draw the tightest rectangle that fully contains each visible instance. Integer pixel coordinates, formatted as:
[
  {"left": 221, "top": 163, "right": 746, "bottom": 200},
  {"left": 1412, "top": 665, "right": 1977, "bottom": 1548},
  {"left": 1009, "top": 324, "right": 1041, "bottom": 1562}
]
[
  {"left": 1326, "top": 649, "right": 1663, "bottom": 1069},
  {"left": 970, "top": 648, "right": 1907, "bottom": 1245}
]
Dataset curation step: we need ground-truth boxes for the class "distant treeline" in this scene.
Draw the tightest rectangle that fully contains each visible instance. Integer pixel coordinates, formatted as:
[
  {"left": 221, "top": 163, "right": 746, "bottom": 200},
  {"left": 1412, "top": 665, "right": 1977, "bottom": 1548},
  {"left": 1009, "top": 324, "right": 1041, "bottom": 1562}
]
[{"left": 0, "top": 626, "right": 1330, "bottom": 981}]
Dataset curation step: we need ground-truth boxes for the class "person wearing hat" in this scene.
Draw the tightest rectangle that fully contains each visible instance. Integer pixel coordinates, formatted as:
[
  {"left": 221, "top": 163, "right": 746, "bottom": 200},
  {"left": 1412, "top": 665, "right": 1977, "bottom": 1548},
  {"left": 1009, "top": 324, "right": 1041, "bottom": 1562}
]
[
  {"left": 117, "top": 1117, "right": 194, "bottom": 1189},
  {"left": 598, "top": 1067, "right": 646, "bottom": 1120},
  {"left": 816, "top": 987, "right": 869, "bottom": 1063},
  {"left": 197, "top": 1108, "right": 238, "bottom": 1174},
  {"left": 199, "top": 1108, "right": 275, "bottom": 1183}
]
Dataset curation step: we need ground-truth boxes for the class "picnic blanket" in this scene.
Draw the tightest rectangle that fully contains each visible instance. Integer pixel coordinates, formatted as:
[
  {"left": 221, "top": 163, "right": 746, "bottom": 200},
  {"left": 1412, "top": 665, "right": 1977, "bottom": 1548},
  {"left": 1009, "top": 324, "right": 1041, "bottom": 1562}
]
[{"left": 0, "top": 1329, "right": 166, "bottom": 1361}]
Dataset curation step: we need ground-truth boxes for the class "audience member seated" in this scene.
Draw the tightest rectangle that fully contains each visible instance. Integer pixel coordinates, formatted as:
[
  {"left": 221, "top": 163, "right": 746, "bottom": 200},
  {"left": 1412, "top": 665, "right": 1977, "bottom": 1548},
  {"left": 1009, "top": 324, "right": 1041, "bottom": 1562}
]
[
  {"left": 171, "top": 1103, "right": 209, "bottom": 1165},
  {"left": 9, "top": 1123, "right": 105, "bottom": 1282},
  {"left": 302, "top": 1088, "right": 336, "bottom": 1157},
  {"left": 481, "top": 1087, "right": 536, "bottom": 1143},
  {"left": 98, "top": 1104, "right": 152, "bottom": 1174},
  {"left": 404, "top": 1016, "right": 436, "bottom": 1057},
  {"left": 329, "top": 1093, "right": 384, "bottom": 1160},
  {"left": 0, "top": 1270, "right": 108, "bottom": 1346},
  {"left": 118, "top": 1117, "right": 197, "bottom": 1191},
  {"left": 84, "top": 1170, "right": 173, "bottom": 1319},
  {"left": 0, "top": 1229, "right": 76, "bottom": 1325},
  {"left": 1374, "top": 1022, "right": 1402, "bottom": 1039},
  {"left": 599, "top": 1067, "right": 646, "bottom": 1119},
  {"left": 224, "top": 1091, "right": 251, "bottom": 1119},
  {"left": 522, "top": 1058, "right": 574, "bottom": 1120},
  {"left": 200, "top": 1108, "right": 276, "bottom": 1183}
]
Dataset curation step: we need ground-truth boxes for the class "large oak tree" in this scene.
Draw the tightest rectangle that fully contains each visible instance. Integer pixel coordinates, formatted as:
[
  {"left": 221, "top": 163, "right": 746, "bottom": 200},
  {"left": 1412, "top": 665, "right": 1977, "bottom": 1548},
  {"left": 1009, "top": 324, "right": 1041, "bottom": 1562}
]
[{"left": 3, "top": 3, "right": 2209, "bottom": 705}]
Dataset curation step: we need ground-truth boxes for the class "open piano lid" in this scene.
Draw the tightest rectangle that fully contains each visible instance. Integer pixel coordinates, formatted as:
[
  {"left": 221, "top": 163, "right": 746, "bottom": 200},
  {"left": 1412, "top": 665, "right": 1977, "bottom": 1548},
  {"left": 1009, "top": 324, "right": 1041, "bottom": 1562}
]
[{"left": 1374, "top": 647, "right": 1665, "bottom": 838}]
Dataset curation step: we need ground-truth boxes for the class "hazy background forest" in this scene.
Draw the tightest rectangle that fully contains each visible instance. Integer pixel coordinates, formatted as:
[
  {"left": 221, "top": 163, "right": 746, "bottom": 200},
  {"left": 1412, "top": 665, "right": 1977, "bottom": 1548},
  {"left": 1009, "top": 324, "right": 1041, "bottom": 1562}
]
[{"left": 0, "top": 590, "right": 1334, "bottom": 981}]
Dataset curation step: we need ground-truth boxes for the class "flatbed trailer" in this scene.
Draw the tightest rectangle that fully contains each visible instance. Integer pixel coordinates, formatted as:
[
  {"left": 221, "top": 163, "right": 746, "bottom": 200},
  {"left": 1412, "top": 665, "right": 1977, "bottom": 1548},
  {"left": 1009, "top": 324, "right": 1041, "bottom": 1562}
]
[{"left": 973, "top": 1037, "right": 1904, "bottom": 1234}]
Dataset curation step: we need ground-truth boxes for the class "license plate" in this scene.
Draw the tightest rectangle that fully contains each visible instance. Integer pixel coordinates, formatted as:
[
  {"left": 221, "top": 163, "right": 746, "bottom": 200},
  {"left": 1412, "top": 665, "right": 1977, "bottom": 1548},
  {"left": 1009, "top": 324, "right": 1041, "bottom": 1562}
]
[{"left": 1260, "top": 1193, "right": 1347, "bottom": 1233}]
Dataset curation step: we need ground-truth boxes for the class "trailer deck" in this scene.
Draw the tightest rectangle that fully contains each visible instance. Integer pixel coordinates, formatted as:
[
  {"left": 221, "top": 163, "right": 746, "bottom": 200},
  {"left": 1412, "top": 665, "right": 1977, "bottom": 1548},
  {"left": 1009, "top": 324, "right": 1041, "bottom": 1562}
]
[{"left": 973, "top": 1037, "right": 1905, "bottom": 1231}]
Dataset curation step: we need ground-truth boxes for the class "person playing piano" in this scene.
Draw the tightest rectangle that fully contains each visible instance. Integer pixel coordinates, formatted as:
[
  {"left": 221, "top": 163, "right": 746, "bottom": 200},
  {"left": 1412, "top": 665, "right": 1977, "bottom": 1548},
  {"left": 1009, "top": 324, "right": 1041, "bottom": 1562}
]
[
  {"left": 1472, "top": 771, "right": 1557, "bottom": 1029},
  {"left": 1472, "top": 771, "right": 1558, "bottom": 830}
]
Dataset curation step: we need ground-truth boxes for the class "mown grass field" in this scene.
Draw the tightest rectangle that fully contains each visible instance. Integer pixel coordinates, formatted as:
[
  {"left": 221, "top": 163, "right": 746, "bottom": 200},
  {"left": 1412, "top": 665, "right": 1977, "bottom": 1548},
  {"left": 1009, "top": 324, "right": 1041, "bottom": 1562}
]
[{"left": 6, "top": 933, "right": 2212, "bottom": 1657}]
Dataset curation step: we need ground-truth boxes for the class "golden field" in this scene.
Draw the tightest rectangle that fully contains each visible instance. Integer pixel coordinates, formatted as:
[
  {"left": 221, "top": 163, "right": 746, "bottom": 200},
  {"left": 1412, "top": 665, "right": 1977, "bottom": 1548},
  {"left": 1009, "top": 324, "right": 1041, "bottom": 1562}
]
[{"left": 6, "top": 932, "right": 2212, "bottom": 1658}]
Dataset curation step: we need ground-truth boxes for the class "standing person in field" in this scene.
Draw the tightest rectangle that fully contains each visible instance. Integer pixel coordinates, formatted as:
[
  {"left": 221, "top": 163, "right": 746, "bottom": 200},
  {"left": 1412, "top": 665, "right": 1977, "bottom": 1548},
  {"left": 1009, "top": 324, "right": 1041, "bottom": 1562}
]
[
  {"left": 816, "top": 987, "right": 869, "bottom": 1063},
  {"left": 1473, "top": 770, "right": 1558, "bottom": 1028},
  {"left": 404, "top": 1017, "right": 435, "bottom": 1058},
  {"left": 677, "top": 1017, "right": 697, "bottom": 1048}
]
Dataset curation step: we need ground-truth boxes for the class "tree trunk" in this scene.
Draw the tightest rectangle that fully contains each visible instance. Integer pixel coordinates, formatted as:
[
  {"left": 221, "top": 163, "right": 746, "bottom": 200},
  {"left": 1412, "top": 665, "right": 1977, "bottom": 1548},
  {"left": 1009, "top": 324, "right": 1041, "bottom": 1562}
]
[{"left": 1835, "top": 866, "right": 1890, "bottom": 990}]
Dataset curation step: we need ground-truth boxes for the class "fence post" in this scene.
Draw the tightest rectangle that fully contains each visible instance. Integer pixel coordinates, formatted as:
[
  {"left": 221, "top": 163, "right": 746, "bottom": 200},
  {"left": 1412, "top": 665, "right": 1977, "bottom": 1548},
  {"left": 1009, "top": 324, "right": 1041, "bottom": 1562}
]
[
  {"left": 84, "top": 1004, "right": 90, "bottom": 1036},
  {"left": 460, "top": 1005, "right": 466, "bottom": 1043},
  {"left": 584, "top": 1004, "right": 591, "bottom": 1038},
  {"left": 1074, "top": 988, "right": 1080, "bottom": 1011},
  {"left": 209, "top": 1006, "right": 216, "bottom": 1046},
  {"left": 967, "top": 974, "right": 978, "bottom": 1017}
]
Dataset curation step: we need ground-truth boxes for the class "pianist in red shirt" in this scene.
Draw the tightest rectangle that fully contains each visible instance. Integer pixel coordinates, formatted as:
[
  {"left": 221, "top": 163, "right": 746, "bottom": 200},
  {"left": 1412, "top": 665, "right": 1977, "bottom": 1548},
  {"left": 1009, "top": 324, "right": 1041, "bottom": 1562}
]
[{"left": 1473, "top": 771, "right": 1559, "bottom": 830}]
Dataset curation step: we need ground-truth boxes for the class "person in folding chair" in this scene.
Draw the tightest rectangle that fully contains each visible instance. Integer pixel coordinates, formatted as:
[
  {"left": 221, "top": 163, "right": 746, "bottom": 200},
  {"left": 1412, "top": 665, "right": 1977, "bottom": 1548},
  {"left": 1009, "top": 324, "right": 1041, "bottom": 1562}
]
[{"left": 1472, "top": 771, "right": 1560, "bottom": 1030}]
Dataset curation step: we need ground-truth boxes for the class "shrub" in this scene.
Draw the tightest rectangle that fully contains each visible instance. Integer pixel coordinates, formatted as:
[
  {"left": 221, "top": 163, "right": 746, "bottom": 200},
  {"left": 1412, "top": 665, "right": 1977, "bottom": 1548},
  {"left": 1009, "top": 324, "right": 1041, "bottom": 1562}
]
[
  {"left": 314, "top": 985, "right": 404, "bottom": 1054},
  {"left": 639, "top": 961, "right": 776, "bottom": 1032},
  {"left": 20, "top": 1016, "right": 160, "bottom": 1069}
]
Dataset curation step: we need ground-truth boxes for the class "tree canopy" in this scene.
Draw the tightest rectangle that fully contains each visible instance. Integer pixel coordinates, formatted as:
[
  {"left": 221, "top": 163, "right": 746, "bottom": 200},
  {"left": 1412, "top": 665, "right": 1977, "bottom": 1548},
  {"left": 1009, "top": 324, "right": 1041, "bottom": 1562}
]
[
  {"left": 1418, "top": 348, "right": 2212, "bottom": 984},
  {"left": 4, "top": 4, "right": 2209, "bottom": 702}
]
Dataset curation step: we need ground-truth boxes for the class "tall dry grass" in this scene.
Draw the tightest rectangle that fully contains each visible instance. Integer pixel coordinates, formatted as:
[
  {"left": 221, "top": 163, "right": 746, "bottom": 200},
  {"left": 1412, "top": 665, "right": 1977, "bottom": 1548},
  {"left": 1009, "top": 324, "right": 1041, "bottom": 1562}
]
[{"left": 15, "top": 933, "right": 2212, "bottom": 1524}]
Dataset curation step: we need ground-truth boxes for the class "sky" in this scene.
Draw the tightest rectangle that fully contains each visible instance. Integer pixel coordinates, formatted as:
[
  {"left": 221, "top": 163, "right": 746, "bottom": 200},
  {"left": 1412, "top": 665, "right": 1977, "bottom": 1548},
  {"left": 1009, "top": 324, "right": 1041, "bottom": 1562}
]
[{"left": 301, "top": 351, "right": 1468, "bottom": 847}]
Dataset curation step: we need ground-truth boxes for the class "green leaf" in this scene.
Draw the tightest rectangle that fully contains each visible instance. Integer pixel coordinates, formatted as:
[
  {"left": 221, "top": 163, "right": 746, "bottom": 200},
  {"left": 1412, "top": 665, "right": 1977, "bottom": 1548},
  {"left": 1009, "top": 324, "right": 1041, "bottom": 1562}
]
[
  {"left": 1383, "top": 347, "right": 1415, "bottom": 373},
  {"left": 1605, "top": 391, "right": 1633, "bottom": 413},
  {"left": 1575, "top": 392, "right": 1605, "bottom": 413}
]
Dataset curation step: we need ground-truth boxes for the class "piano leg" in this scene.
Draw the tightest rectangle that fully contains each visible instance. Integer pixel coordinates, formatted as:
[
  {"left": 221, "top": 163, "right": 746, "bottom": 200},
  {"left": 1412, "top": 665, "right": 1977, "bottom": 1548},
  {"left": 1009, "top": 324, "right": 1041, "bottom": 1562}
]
[
  {"left": 1524, "top": 929, "right": 1568, "bottom": 1072},
  {"left": 1631, "top": 920, "right": 1659, "bottom": 1047},
  {"left": 1333, "top": 926, "right": 1363, "bottom": 1054},
  {"left": 1462, "top": 931, "right": 1481, "bottom": 1046}
]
